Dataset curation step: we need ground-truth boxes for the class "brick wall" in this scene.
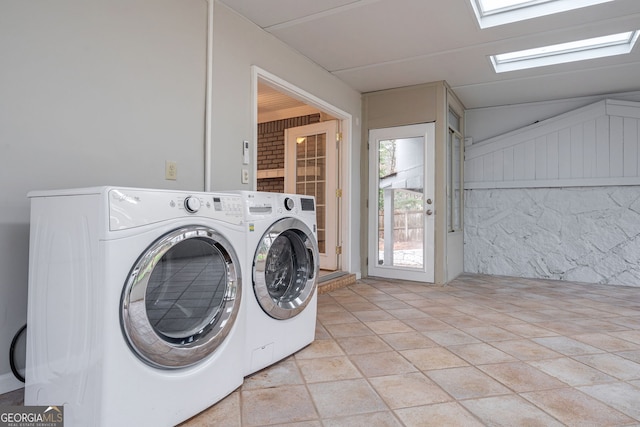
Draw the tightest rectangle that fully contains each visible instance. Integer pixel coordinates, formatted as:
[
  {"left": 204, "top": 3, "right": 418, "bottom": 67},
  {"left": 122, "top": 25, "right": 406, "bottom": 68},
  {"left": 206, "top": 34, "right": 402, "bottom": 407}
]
[{"left": 257, "top": 114, "right": 320, "bottom": 191}]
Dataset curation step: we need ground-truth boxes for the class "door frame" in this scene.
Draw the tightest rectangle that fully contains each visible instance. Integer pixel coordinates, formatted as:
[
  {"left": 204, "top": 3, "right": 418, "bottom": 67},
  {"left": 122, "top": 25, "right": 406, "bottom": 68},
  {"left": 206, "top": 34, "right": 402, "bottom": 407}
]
[
  {"left": 251, "top": 66, "right": 353, "bottom": 274},
  {"left": 284, "top": 120, "right": 339, "bottom": 270},
  {"left": 367, "top": 123, "right": 435, "bottom": 283}
]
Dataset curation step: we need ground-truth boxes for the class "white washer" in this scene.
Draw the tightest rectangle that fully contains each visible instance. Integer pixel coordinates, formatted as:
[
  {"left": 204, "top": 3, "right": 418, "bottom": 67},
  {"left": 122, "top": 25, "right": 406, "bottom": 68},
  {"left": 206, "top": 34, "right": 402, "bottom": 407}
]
[
  {"left": 25, "top": 187, "right": 246, "bottom": 427},
  {"left": 237, "top": 191, "right": 319, "bottom": 376}
]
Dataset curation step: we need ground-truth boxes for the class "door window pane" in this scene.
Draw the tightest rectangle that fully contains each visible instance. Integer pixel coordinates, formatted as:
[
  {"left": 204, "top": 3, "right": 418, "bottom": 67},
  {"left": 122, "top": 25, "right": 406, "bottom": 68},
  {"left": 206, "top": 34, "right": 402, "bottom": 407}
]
[
  {"left": 295, "top": 133, "right": 326, "bottom": 254},
  {"left": 377, "top": 137, "right": 425, "bottom": 269}
]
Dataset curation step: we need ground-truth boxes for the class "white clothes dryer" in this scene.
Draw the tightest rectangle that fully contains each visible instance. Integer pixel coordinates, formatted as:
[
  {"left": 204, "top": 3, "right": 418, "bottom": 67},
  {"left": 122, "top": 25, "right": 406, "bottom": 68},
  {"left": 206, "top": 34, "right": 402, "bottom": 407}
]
[
  {"left": 237, "top": 191, "right": 319, "bottom": 376},
  {"left": 26, "top": 187, "right": 246, "bottom": 427}
]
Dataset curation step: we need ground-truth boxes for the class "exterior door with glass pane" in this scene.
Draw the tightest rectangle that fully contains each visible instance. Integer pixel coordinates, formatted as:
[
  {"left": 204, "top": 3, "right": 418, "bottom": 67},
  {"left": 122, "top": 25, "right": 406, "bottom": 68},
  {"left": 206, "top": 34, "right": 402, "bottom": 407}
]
[
  {"left": 285, "top": 120, "right": 338, "bottom": 271},
  {"left": 368, "top": 123, "right": 435, "bottom": 282}
]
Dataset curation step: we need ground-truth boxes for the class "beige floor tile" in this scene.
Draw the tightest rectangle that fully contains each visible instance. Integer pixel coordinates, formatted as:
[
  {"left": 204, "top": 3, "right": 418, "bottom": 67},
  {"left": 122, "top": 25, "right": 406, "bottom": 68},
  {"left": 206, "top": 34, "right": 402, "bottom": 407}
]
[
  {"left": 535, "top": 320, "right": 599, "bottom": 335},
  {"left": 316, "top": 309, "right": 359, "bottom": 325},
  {"left": 372, "top": 299, "right": 413, "bottom": 310},
  {"left": 477, "top": 361, "right": 566, "bottom": 392},
  {"left": 241, "top": 385, "right": 318, "bottom": 426},
  {"left": 336, "top": 335, "right": 393, "bottom": 355},
  {"left": 572, "top": 332, "right": 640, "bottom": 352},
  {"left": 609, "top": 316, "right": 640, "bottom": 329},
  {"left": 307, "top": 379, "right": 388, "bottom": 418},
  {"left": 378, "top": 331, "right": 438, "bottom": 350},
  {"left": 574, "top": 353, "right": 640, "bottom": 380},
  {"left": 492, "top": 339, "right": 563, "bottom": 360},
  {"left": 0, "top": 389, "right": 23, "bottom": 406},
  {"left": 461, "top": 325, "right": 521, "bottom": 342},
  {"left": 369, "top": 372, "right": 452, "bottom": 409},
  {"left": 500, "top": 322, "right": 558, "bottom": 338},
  {"left": 365, "top": 319, "right": 414, "bottom": 334},
  {"left": 323, "top": 321, "right": 373, "bottom": 338},
  {"left": 402, "top": 316, "right": 450, "bottom": 332},
  {"left": 462, "top": 395, "right": 565, "bottom": 427},
  {"left": 447, "top": 342, "right": 517, "bottom": 365},
  {"left": 440, "top": 315, "right": 488, "bottom": 329},
  {"left": 426, "top": 366, "right": 511, "bottom": 400},
  {"left": 349, "top": 351, "right": 417, "bottom": 377},
  {"left": 314, "top": 322, "right": 331, "bottom": 340},
  {"left": 386, "top": 307, "right": 430, "bottom": 319},
  {"left": 7, "top": 273, "right": 640, "bottom": 426},
  {"left": 351, "top": 309, "right": 396, "bottom": 322},
  {"left": 322, "top": 411, "right": 402, "bottom": 427},
  {"left": 339, "top": 301, "right": 383, "bottom": 312},
  {"left": 423, "top": 328, "right": 481, "bottom": 346},
  {"left": 579, "top": 382, "right": 640, "bottom": 420},
  {"left": 532, "top": 336, "right": 606, "bottom": 355},
  {"left": 294, "top": 339, "right": 345, "bottom": 359},
  {"left": 522, "top": 388, "right": 635, "bottom": 426},
  {"left": 276, "top": 422, "right": 323, "bottom": 427},
  {"left": 400, "top": 347, "right": 469, "bottom": 371},
  {"left": 242, "top": 359, "right": 304, "bottom": 390},
  {"left": 610, "top": 330, "right": 640, "bottom": 345},
  {"left": 297, "top": 356, "right": 361, "bottom": 383},
  {"left": 617, "top": 349, "right": 640, "bottom": 363},
  {"left": 180, "top": 391, "right": 241, "bottom": 427},
  {"left": 529, "top": 357, "right": 616, "bottom": 386},
  {"left": 394, "top": 402, "right": 485, "bottom": 427},
  {"left": 403, "top": 298, "right": 450, "bottom": 310}
]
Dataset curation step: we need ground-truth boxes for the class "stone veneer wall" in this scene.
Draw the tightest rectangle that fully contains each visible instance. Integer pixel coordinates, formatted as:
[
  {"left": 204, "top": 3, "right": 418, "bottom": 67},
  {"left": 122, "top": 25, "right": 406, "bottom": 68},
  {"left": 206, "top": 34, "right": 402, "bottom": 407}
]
[{"left": 464, "top": 186, "right": 640, "bottom": 287}]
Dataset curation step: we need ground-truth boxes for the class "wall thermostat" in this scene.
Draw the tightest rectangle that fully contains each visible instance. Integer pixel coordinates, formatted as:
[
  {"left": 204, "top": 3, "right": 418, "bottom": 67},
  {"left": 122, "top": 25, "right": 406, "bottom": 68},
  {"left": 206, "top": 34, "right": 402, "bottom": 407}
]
[{"left": 243, "top": 140, "right": 250, "bottom": 165}]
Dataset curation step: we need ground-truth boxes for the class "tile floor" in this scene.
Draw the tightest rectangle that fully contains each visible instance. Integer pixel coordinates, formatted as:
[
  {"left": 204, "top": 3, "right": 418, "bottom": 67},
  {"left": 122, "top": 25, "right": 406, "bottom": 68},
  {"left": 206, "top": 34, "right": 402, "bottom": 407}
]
[{"left": 3, "top": 273, "right": 640, "bottom": 426}]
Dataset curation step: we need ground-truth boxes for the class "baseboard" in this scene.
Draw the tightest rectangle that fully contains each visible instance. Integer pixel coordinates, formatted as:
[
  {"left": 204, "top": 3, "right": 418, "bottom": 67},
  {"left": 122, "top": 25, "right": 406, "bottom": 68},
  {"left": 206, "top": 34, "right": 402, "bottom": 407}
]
[{"left": 0, "top": 372, "right": 23, "bottom": 395}]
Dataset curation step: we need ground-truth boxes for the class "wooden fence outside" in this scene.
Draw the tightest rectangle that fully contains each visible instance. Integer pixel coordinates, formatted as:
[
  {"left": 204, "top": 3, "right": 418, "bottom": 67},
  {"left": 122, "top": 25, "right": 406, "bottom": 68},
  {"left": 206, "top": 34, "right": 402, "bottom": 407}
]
[{"left": 378, "top": 210, "right": 424, "bottom": 242}]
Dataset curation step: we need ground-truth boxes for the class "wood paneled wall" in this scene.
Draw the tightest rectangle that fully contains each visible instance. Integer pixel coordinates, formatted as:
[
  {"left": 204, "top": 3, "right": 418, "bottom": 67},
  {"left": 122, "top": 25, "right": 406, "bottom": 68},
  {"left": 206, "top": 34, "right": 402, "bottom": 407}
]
[{"left": 465, "top": 100, "right": 640, "bottom": 189}]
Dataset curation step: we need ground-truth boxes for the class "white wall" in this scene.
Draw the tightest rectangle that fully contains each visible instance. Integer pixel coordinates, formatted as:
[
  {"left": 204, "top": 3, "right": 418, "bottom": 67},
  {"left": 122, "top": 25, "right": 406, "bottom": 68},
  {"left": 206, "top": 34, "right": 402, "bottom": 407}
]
[
  {"left": 0, "top": 0, "right": 363, "bottom": 393},
  {"left": 466, "top": 90, "right": 640, "bottom": 143},
  {"left": 210, "top": 2, "right": 362, "bottom": 273},
  {"left": 464, "top": 91, "right": 640, "bottom": 287},
  {"left": 0, "top": 0, "right": 208, "bottom": 392}
]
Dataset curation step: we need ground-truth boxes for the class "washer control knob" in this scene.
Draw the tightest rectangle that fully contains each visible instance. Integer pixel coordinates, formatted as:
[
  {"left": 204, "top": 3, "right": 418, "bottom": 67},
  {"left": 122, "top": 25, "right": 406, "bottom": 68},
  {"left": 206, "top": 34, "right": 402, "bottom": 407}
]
[
  {"left": 184, "top": 196, "right": 201, "bottom": 213},
  {"left": 284, "top": 197, "right": 295, "bottom": 211}
]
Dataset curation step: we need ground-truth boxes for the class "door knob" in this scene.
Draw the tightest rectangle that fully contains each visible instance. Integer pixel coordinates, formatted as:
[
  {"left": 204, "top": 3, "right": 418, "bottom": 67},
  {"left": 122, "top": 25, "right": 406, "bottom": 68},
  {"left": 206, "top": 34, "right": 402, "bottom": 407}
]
[{"left": 425, "top": 209, "right": 433, "bottom": 216}]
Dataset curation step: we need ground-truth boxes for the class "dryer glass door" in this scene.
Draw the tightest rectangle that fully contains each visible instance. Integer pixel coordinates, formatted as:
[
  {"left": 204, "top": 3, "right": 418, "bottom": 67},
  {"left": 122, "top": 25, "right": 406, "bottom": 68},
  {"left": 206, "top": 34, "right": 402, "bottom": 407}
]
[
  {"left": 121, "top": 226, "right": 242, "bottom": 369},
  {"left": 253, "top": 217, "right": 319, "bottom": 320}
]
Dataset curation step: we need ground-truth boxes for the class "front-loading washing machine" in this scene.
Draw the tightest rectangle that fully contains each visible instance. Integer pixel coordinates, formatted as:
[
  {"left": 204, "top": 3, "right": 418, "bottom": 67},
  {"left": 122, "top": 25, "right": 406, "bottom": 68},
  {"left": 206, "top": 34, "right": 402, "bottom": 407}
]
[
  {"left": 236, "top": 191, "right": 319, "bottom": 376},
  {"left": 26, "top": 187, "right": 245, "bottom": 427}
]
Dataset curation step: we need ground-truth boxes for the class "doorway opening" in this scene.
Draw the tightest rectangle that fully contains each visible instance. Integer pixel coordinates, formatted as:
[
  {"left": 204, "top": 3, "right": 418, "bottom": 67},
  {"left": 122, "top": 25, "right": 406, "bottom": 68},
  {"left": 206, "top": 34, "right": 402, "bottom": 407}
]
[{"left": 252, "top": 67, "right": 352, "bottom": 278}]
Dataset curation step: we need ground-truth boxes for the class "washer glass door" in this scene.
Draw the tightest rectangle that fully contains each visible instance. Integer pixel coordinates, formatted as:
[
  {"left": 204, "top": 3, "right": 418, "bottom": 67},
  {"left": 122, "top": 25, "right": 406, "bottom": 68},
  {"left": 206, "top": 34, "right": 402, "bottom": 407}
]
[
  {"left": 121, "top": 226, "right": 241, "bottom": 369},
  {"left": 253, "top": 217, "right": 319, "bottom": 320}
]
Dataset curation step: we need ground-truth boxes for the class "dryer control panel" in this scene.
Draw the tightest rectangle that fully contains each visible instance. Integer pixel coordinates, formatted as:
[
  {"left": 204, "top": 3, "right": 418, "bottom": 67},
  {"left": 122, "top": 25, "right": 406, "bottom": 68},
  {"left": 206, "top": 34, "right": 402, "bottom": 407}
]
[{"left": 108, "top": 188, "right": 244, "bottom": 230}]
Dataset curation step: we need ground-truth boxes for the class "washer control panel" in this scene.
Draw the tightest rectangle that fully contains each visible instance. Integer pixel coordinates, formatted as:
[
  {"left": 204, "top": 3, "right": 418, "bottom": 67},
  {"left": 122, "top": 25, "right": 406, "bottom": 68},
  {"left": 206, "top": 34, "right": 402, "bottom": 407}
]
[{"left": 109, "top": 188, "right": 244, "bottom": 230}]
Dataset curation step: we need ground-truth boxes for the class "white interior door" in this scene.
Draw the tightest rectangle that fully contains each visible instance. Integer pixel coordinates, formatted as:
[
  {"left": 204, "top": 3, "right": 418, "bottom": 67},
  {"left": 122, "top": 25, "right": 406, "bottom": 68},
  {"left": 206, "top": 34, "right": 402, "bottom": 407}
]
[
  {"left": 368, "top": 123, "right": 435, "bottom": 282},
  {"left": 285, "top": 120, "right": 338, "bottom": 271}
]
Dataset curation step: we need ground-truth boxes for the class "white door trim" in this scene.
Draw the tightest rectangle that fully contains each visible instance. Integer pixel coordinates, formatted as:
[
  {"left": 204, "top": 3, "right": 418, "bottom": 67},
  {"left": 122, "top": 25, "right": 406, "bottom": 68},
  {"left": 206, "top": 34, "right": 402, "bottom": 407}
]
[{"left": 251, "top": 66, "right": 353, "bottom": 274}]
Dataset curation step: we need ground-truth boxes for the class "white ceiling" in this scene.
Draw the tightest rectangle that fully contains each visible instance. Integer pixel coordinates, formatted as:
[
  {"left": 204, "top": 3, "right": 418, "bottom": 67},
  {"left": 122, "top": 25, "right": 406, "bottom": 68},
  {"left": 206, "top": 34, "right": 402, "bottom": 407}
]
[{"left": 220, "top": 0, "right": 640, "bottom": 109}]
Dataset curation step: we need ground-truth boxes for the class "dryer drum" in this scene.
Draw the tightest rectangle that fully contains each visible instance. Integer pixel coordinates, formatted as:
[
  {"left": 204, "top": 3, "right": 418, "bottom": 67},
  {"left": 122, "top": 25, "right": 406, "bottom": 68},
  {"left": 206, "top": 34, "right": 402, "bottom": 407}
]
[
  {"left": 253, "top": 217, "right": 319, "bottom": 320},
  {"left": 121, "top": 226, "right": 242, "bottom": 369}
]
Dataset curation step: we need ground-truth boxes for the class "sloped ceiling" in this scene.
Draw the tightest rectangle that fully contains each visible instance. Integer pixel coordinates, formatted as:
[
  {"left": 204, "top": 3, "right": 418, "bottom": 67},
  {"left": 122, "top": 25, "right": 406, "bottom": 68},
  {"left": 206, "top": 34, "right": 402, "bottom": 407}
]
[{"left": 219, "top": 0, "right": 640, "bottom": 109}]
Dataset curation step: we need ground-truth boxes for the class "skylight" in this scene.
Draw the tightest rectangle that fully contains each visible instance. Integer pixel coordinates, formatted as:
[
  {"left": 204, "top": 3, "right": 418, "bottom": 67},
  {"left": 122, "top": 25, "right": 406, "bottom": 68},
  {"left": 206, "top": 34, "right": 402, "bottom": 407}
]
[
  {"left": 491, "top": 31, "right": 640, "bottom": 73},
  {"left": 471, "top": 0, "right": 614, "bottom": 28}
]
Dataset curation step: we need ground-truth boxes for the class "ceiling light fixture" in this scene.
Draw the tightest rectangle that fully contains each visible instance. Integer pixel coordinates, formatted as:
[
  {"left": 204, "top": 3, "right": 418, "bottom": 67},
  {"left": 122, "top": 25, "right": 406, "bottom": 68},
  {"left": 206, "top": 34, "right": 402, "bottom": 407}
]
[
  {"left": 470, "top": 0, "right": 614, "bottom": 28},
  {"left": 490, "top": 31, "right": 640, "bottom": 73}
]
